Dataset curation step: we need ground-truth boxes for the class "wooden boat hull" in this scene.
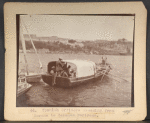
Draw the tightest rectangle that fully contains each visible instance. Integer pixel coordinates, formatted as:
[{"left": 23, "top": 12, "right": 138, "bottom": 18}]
[
  {"left": 42, "top": 59, "right": 111, "bottom": 88},
  {"left": 26, "top": 74, "right": 42, "bottom": 83},
  {"left": 42, "top": 71, "right": 106, "bottom": 88}
]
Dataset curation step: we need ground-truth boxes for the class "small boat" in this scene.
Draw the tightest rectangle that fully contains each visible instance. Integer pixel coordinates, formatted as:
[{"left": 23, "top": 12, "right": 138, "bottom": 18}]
[
  {"left": 17, "top": 16, "right": 43, "bottom": 97},
  {"left": 19, "top": 16, "right": 42, "bottom": 84},
  {"left": 26, "top": 73, "right": 42, "bottom": 84},
  {"left": 42, "top": 60, "right": 111, "bottom": 87},
  {"left": 17, "top": 74, "right": 32, "bottom": 97}
]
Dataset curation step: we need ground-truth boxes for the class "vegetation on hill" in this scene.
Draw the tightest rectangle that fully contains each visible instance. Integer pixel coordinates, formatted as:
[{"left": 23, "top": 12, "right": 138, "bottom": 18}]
[{"left": 19, "top": 35, "right": 133, "bottom": 55}]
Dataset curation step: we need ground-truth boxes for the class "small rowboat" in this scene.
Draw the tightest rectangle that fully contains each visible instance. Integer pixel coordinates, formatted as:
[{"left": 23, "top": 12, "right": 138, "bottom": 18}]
[{"left": 42, "top": 60, "right": 111, "bottom": 88}]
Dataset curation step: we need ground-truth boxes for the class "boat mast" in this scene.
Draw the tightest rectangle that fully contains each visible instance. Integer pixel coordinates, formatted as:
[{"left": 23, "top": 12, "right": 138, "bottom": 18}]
[
  {"left": 20, "top": 16, "right": 29, "bottom": 75},
  {"left": 21, "top": 16, "right": 43, "bottom": 72}
]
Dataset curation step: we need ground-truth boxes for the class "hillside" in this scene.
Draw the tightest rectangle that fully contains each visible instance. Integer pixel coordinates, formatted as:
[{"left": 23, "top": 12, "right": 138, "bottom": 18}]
[{"left": 19, "top": 34, "right": 133, "bottom": 55}]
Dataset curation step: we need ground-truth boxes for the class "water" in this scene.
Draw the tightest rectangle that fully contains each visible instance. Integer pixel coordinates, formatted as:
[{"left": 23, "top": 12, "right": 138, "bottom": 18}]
[{"left": 17, "top": 53, "right": 133, "bottom": 107}]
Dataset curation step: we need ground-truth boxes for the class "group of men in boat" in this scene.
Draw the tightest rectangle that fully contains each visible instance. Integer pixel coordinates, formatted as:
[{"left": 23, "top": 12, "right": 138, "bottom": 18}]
[
  {"left": 50, "top": 57, "right": 76, "bottom": 85},
  {"left": 49, "top": 56, "right": 111, "bottom": 86},
  {"left": 50, "top": 57, "right": 75, "bottom": 77}
]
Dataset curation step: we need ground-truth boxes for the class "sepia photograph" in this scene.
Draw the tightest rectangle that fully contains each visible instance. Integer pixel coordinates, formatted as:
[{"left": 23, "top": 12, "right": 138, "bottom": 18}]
[
  {"left": 4, "top": 2, "right": 147, "bottom": 121},
  {"left": 16, "top": 14, "right": 134, "bottom": 107}
]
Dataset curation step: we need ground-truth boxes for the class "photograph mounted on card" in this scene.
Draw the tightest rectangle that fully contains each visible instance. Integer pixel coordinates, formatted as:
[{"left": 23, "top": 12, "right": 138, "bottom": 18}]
[{"left": 4, "top": 2, "right": 147, "bottom": 121}]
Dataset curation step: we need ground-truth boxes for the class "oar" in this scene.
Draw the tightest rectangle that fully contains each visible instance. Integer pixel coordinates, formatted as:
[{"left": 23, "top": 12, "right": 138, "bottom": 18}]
[
  {"left": 99, "top": 61, "right": 111, "bottom": 82},
  {"left": 109, "top": 70, "right": 131, "bottom": 77},
  {"left": 100, "top": 70, "right": 107, "bottom": 82},
  {"left": 100, "top": 72, "right": 129, "bottom": 83},
  {"left": 108, "top": 73, "right": 130, "bottom": 82},
  {"left": 100, "top": 61, "right": 110, "bottom": 82}
]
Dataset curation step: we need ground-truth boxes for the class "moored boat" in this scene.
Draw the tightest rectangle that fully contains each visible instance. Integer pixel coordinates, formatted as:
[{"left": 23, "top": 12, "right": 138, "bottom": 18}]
[
  {"left": 17, "top": 16, "right": 43, "bottom": 97},
  {"left": 42, "top": 59, "right": 111, "bottom": 87},
  {"left": 26, "top": 73, "right": 42, "bottom": 84},
  {"left": 17, "top": 74, "right": 32, "bottom": 97},
  {"left": 19, "top": 16, "right": 43, "bottom": 84}
]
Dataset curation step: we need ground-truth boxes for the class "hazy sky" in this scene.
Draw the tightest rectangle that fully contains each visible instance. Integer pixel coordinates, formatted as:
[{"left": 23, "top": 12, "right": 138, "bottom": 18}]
[{"left": 20, "top": 15, "right": 134, "bottom": 41}]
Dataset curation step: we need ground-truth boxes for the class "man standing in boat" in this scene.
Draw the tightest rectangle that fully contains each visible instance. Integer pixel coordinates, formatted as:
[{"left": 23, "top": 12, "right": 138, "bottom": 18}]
[{"left": 52, "top": 57, "right": 66, "bottom": 85}]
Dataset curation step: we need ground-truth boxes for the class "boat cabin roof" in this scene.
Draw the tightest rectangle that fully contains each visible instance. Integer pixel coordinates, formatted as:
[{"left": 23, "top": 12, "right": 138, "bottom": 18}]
[
  {"left": 64, "top": 60, "right": 96, "bottom": 77},
  {"left": 64, "top": 59, "right": 95, "bottom": 67},
  {"left": 48, "top": 59, "right": 96, "bottom": 77}
]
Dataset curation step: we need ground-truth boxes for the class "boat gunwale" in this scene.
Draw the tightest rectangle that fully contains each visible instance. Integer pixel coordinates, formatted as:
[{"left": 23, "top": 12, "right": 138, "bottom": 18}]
[{"left": 41, "top": 72, "right": 104, "bottom": 83}]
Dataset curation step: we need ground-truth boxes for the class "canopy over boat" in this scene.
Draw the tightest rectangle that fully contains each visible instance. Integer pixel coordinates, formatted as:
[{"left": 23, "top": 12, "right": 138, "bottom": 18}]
[
  {"left": 43, "top": 59, "right": 112, "bottom": 87},
  {"left": 63, "top": 60, "right": 96, "bottom": 78}
]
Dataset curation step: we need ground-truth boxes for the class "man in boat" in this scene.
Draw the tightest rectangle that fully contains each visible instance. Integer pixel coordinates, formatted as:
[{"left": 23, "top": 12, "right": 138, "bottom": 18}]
[
  {"left": 57, "top": 57, "right": 66, "bottom": 75},
  {"left": 96, "top": 56, "right": 108, "bottom": 72},
  {"left": 52, "top": 57, "right": 66, "bottom": 85},
  {"left": 102, "top": 56, "right": 107, "bottom": 65},
  {"left": 62, "top": 65, "right": 72, "bottom": 77},
  {"left": 50, "top": 66, "right": 55, "bottom": 75},
  {"left": 67, "top": 65, "right": 72, "bottom": 77}
]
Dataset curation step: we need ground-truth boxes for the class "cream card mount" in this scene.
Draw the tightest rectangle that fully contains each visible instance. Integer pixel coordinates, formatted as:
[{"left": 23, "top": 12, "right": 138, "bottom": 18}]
[{"left": 4, "top": 2, "right": 147, "bottom": 121}]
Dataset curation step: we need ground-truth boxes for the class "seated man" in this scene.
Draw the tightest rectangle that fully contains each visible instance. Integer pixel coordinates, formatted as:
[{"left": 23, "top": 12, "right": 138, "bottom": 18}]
[
  {"left": 66, "top": 65, "right": 72, "bottom": 77},
  {"left": 61, "top": 65, "right": 71, "bottom": 77},
  {"left": 50, "top": 66, "right": 55, "bottom": 75},
  {"left": 70, "top": 69, "right": 76, "bottom": 77}
]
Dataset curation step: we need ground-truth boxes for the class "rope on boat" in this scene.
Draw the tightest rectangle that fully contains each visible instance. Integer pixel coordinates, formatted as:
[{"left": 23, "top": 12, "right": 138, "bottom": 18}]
[{"left": 21, "top": 17, "right": 43, "bottom": 73}]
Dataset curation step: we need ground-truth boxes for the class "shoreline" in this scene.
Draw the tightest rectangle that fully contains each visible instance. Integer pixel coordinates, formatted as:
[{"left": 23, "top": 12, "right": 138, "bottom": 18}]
[{"left": 19, "top": 52, "right": 132, "bottom": 56}]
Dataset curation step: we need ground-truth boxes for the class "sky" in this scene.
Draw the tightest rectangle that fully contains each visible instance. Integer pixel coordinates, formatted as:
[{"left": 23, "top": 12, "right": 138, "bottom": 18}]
[{"left": 20, "top": 15, "right": 134, "bottom": 41}]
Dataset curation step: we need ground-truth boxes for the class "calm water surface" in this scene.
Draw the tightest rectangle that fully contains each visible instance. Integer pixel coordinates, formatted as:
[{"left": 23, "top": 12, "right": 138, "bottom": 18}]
[{"left": 17, "top": 53, "right": 133, "bottom": 107}]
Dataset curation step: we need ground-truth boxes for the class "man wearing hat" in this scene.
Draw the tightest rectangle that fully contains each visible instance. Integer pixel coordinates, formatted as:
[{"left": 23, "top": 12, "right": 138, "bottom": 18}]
[
  {"left": 52, "top": 57, "right": 66, "bottom": 85},
  {"left": 56, "top": 57, "right": 66, "bottom": 72}
]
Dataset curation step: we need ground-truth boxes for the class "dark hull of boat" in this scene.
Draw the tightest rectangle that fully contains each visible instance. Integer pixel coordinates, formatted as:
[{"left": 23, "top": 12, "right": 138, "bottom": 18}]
[
  {"left": 26, "top": 74, "right": 42, "bottom": 84},
  {"left": 42, "top": 72, "right": 106, "bottom": 88}
]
